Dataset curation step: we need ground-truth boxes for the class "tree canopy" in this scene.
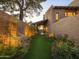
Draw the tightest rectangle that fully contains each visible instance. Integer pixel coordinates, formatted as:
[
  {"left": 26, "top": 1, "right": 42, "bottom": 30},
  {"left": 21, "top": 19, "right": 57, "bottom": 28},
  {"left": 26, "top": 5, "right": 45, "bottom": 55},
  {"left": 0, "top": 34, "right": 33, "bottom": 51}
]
[{"left": 0, "top": 0, "right": 46, "bottom": 21}]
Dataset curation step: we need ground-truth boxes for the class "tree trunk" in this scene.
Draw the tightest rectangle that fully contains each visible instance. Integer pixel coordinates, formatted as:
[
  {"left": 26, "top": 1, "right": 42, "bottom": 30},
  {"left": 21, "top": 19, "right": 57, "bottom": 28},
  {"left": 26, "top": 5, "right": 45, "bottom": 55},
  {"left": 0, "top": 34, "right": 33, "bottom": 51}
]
[{"left": 19, "top": 8, "right": 24, "bottom": 21}]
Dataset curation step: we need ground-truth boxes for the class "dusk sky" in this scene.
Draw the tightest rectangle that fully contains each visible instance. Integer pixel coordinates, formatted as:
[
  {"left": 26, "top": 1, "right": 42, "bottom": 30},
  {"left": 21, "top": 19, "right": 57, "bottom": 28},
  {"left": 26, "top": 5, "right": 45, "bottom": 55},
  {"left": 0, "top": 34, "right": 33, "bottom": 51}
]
[{"left": 26, "top": 0, "right": 73, "bottom": 23}]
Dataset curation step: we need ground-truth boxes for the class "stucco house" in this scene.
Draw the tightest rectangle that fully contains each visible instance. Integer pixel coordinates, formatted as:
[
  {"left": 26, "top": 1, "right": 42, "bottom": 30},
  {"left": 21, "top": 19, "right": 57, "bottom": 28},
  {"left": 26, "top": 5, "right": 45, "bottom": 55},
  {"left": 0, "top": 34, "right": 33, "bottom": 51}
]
[
  {"left": 0, "top": 10, "right": 34, "bottom": 47},
  {"left": 34, "top": 5, "right": 79, "bottom": 45},
  {"left": 43, "top": 6, "right": 79, "bottom": 34},
  {"left": 43, "top": 5, "right": 79, "bottom": 45}
]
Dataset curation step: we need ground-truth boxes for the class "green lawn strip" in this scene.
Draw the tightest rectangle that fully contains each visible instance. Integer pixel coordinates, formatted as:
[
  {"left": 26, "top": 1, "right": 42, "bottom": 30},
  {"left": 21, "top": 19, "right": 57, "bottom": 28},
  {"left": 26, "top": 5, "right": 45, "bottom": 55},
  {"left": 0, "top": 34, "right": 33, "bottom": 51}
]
[{"left": 24, "top": 35, "right": 52, "bottom": 59}]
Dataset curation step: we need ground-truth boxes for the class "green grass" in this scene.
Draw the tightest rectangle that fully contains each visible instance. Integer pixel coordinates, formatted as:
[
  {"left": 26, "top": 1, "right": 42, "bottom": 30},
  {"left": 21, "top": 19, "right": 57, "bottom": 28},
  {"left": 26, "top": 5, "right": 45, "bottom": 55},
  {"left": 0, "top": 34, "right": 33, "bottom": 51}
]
[{"left": 24, "top": 35, "right": 52, "bottom": 59}]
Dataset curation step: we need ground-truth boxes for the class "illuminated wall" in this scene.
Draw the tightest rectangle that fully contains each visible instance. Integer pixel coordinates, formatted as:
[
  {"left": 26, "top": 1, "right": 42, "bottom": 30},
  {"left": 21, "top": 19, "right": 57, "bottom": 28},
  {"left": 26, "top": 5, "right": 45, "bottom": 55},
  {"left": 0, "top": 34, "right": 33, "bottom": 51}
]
[
  {"left": 9, "top": 22, "right": 17, "bottom": 37},
  {"left": 24, "top": 24, "right": 34, "bottom": 37},
  {"left": 0, "top": 11, "right": 34, "bottom": 47}
]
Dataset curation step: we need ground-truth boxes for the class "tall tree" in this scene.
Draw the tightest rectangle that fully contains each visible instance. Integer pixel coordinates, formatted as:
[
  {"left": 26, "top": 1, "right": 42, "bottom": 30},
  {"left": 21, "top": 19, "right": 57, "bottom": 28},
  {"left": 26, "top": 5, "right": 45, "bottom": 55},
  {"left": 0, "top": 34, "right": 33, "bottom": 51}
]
[{"left": 0, "top": 0, "right": 46, "bottom": 21}]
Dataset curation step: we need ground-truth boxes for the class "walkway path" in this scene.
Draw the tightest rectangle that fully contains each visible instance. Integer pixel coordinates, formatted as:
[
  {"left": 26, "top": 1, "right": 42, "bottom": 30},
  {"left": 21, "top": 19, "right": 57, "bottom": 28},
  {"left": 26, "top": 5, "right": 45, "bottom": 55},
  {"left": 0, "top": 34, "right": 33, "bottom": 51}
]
[{"left": 24, "top": 35, "right": 52, "bottom": 59}]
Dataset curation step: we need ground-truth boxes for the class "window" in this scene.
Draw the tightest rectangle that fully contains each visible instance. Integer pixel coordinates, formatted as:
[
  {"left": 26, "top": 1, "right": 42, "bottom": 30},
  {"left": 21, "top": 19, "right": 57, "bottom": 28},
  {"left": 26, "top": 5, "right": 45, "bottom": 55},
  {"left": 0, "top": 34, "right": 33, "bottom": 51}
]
[
  {"left": 65, "top": 12, "right": 67, "bottom": 16},
  {"left": 9, "top": 23, "right": 17, "bottom": 37},
  {"left": 38, "top": 25, "right": 44, "bottom": 30},
  {"left": 73, "top": 12, "right": 76, "bottom": 16},
  {"left": 68, "top": 12, "right": 73, "bottom": 16},
  {"left": 65, "top": 12, "right": 76, "bottom": 16},
  {"left": 56, "top": 13, "right": 59, "bottom": 21}
]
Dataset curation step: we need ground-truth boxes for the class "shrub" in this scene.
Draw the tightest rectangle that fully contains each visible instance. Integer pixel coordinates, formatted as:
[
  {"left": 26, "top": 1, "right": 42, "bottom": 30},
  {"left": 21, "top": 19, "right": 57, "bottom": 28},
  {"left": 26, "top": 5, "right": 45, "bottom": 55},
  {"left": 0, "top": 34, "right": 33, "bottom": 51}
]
[{"left": 51, "top": 35, "right": 79, "bottom": 59}]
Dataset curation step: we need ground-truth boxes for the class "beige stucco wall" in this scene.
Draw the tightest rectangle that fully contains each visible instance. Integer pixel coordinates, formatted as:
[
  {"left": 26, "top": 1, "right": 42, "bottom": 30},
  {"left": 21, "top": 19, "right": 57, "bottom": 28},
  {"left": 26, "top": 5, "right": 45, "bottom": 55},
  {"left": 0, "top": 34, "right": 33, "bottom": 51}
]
[
  {"left": 45, "top": 8, "right": 66, "bottom": 34},
  {"left": 69, "top": 0, "right": 79, "bottom": 6},
  {"left": 51, "top": 15, "right": 79, "bottom": 45}
]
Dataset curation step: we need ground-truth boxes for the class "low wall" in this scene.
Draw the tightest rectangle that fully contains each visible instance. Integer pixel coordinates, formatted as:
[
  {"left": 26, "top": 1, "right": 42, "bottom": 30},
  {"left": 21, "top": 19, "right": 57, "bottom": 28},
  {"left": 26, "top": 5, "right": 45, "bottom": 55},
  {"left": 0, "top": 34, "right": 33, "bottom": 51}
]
[{"left": 52, "top": 15, "right": 79, "bottom": 45}]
